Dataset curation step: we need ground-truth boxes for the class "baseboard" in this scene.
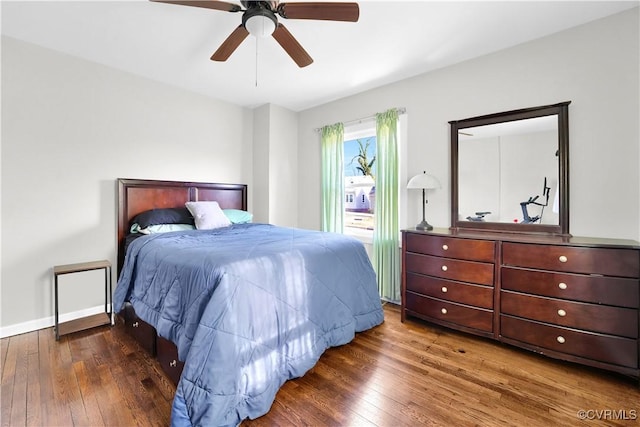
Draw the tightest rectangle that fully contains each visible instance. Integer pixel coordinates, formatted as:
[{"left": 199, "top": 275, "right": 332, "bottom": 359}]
[{"left": 0, "top": 305, "right": 111, "bottom": 339}]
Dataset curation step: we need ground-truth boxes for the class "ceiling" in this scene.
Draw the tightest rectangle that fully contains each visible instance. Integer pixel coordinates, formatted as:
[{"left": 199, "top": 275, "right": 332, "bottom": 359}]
[{"left": 2, "top": 1, "right": 638, "bottom": 112}]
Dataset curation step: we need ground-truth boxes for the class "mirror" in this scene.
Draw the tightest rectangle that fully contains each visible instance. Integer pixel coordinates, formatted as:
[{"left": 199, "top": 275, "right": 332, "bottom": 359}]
[{"left": 450, "top": 102, "right": 570, "bottom": 235}]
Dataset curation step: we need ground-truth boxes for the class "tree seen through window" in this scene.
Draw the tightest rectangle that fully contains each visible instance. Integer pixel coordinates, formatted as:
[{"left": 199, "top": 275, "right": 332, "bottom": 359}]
[{"left": 344, "top": 136, "right": 376, "bottom": 232}]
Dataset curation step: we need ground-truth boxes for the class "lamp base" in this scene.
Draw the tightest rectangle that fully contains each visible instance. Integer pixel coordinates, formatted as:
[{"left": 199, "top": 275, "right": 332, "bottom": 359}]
[{"left": 416, "top": 220, "right": 433, "bottom": 231}]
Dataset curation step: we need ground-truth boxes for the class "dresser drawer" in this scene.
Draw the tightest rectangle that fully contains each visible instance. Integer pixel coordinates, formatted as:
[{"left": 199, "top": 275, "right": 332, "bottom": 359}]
[
  {"left": 405, "top": 233, "right": 495, "bottom": 262},
  {"left": 121, "top": 303, "right": 156, "bottom": 356},
  {"left": 501, "top": 267, "right": 639, "bottom": 308},
  {"left": 156, "top": 336, "right": 184, "bottom": 386},
  {"left": 405, "top": 253, "right": 494, "bottom": 286},
  {"left": 406, "top": 272, "right": 493, "bottom": 309},
  {"left": 502, "top": 242, "right": 640, "bottom": 277},
  {"left": 405, "top": 292, "right": 493, "bottom": 332},
  {"left": 501, "top": 315, "right": 638, "bottom": 368},
  {"left": 501, "top": 291, "right": 638, "bottom": 338}
]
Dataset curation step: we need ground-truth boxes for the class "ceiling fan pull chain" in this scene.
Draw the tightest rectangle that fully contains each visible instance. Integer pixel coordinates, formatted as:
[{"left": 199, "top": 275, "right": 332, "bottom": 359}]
[{"left": 255, "top": 36, "right": 259, "bottom": 88}]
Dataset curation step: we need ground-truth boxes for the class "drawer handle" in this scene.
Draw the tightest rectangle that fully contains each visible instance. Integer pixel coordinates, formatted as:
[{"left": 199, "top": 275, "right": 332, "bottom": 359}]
[
  {"left": 441, "top": 286, "right": 448, "bottom": 293},
  {"left": 133, "top": 321, "right": 139, "bottom": 328},
  {"left": 558, "top": 282, "right": 568, "bottom": 290},
  {"left": 441, "top": 308, "right": 447, "bottom": 314},
  {"left": 170, "top": 360, "right": 177, "bottom": 368},
  {"left": 558, "top": 255, "right": 568, "bottom": 263},
  {"left": 557, "top": 309, "right": 567, "bottom": 317},
  {"left": 556, "top": 336, "right": 566, "bottom": 344},
  {"left": 442, "top": 244, "right": 449, "bottom": 251},
  {"left": 441, "top": 265, "right": 448, "bottom": 272}
]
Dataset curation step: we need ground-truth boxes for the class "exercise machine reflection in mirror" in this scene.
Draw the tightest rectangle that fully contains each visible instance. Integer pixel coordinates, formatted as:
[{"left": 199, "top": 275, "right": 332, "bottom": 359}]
[
  {"left": 467, "top": 211, "right": 491, "bottom": 222},
  {"left": 519, "top": 177, "right": 551, "bottom": 224}
]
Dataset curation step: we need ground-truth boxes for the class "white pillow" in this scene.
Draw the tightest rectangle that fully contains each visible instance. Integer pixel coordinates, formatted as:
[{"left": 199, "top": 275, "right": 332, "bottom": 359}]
[{"left": 185, "top": 201, "right": 231, "bottom": 230}]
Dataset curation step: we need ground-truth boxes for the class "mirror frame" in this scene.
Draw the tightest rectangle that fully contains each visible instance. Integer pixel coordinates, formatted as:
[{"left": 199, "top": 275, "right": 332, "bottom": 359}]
[{"left": 450, "top": 101, "right": 571, "bottom": 235}]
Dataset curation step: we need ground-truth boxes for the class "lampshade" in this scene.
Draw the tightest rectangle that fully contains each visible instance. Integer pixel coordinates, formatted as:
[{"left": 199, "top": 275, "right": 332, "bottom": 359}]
[
  {"left": 244, "top": 13, "right": 277, "bottom": 37},
  {"left": 407, "top": 171, "right": 441, "bottom": 190}
]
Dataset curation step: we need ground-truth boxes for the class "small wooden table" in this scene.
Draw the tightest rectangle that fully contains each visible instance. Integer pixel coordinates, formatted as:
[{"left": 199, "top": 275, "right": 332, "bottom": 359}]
[{"left": 54, "top": 260, "right": 113, "bottom": 340}]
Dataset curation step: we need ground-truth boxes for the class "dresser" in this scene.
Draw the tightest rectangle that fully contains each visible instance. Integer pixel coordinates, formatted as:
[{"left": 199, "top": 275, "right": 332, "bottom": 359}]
[{"left": 401, "top": 229, "right": 640, "bottom": 379}]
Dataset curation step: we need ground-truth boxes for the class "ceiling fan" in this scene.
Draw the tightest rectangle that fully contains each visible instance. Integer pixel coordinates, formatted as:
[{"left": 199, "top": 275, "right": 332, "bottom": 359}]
[{"left": 151, "top": 1, "right": 360, "bottom": 67}]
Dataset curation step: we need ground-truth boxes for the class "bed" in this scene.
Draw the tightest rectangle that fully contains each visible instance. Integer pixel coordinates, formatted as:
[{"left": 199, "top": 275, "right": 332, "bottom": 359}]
[{"left": 113, "top": 178, "right": 384, "bottom": 427}]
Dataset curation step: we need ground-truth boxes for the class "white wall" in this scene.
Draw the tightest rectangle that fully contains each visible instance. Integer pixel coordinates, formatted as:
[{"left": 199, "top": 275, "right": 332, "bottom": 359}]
[
  {"left": 252, "top": 105, "right": 270, "bottom": 223},
  {"left": 1, "top": 36, "right": 253, "bottom": 333},
  {"left": 298, "top": 8, "right": 640, "bottom": 242},
  {"left": 267, "top": 104, "right": 298, "bottom": 227},
  {"left": 251, "top": 103, "right": 298, "bottom": 227}
]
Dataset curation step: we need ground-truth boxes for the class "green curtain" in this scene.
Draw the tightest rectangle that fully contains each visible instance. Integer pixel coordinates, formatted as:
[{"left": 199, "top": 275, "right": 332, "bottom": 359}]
[
  {"left": 374, "top": 109, "right": 400, "bottom": 302},
  {"left": 321, "top": 123, "right": 345, "bottom": 233}
]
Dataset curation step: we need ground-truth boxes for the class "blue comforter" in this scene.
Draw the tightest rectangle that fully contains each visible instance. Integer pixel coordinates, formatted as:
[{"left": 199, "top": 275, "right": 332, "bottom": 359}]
[{"left": 113, "top": 223, "right": 384, "bottom": 426}]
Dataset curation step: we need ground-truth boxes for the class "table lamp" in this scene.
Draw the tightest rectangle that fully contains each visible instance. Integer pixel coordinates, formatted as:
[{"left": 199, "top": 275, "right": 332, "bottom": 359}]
[{"left": 407, "top": 171, "right": 441, "bottom": 230}]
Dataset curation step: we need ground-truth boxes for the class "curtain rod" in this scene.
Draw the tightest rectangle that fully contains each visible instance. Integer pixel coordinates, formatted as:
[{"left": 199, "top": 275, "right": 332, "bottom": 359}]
[{"left": 314, "top": 107, "right": 406, "bottom": 133}]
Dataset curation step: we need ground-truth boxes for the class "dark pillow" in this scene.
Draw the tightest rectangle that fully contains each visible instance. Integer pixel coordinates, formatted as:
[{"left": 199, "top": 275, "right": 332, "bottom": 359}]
[{"left": 130, "top": 207, "right": 194, "bottom": 229}]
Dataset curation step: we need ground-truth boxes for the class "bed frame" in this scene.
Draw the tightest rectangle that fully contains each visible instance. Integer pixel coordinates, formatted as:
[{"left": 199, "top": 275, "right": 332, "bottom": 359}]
[
  {"left": 117, "top": 178, "right": 247, "bottom": 276},
  {"left": 115, "top": 178, "right": 248, "bottom": 384}
]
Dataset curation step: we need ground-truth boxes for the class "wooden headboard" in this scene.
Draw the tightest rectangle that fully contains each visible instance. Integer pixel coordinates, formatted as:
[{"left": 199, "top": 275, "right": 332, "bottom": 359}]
[{"left": 117, "top": 178, "right": 248, "bottom": 275}]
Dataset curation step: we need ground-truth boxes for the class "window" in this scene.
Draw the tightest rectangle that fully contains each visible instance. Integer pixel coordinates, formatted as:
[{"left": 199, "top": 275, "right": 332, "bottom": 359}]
[
  {"left": 322, "top": 113, "right": 408, "bottom": 247},
  {"left": 344, "top": 127, "right": 376, "bottom": 239}
]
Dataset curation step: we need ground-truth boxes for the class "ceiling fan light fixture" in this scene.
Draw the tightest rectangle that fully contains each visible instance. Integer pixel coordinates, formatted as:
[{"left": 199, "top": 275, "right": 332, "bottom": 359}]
[{"left": 243, "top": 8, "right": 277, "bottom": 37}]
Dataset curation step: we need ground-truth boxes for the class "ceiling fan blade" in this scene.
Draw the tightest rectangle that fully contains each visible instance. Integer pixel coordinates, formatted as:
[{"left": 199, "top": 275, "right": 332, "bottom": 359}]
[
  {"left": 277, "top": 2, "right": 359, "bottom": 22},
  {"left": 272, "top": 24, "right": 313, "bottom": 68},
  {"left": 150, "top": 0, "right": 242, "bottom": 13},
  {"left": 211, "top": 25, "right": 250, "bottom": 61}
]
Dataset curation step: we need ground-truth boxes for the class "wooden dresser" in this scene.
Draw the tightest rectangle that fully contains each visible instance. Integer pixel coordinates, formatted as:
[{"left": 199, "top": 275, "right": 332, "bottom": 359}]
[{"left": 401, "top": 228, "right": 640, "bottom": 379}]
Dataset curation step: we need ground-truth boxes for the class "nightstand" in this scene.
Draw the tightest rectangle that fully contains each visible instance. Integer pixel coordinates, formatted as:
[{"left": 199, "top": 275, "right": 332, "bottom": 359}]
[{"left": 54, "top": 260, "right": 113, "bottom": 340}]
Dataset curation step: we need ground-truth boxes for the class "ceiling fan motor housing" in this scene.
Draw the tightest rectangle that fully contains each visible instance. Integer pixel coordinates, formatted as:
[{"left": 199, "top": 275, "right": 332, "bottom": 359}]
[
  {"left": 242, "top": 2, "right": 278, "bottom": 37},
  {"left": 240, "top": 1, "right": 279, "bottom": 10}
]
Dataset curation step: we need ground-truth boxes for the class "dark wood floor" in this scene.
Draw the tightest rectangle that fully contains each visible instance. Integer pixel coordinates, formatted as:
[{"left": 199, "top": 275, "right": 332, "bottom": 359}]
[{"left": 2, "top": 303, "right": 638, "bottom": 426}]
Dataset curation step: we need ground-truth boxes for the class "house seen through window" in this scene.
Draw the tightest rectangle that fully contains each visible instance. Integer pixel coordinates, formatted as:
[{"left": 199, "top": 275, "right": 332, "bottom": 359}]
[{"left": 344, "top": 134, "right": 376, "bottom": 236}]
